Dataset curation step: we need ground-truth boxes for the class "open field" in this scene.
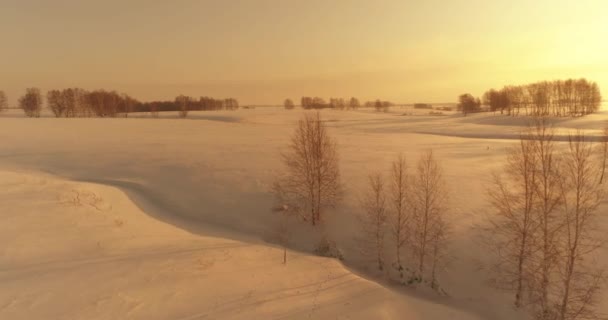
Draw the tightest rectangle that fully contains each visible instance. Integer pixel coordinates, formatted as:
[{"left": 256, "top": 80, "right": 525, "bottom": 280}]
[{"left": 1, "top": 107, "right": 608, "bottom": 319}]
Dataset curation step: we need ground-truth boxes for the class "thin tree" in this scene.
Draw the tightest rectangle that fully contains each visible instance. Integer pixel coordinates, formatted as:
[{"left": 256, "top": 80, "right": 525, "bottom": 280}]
[
  {"left": 360, "top": 172, "right": 388, "bottom": 271},
  {"left": 429, "top": 214, "right": 448, "bottom": 291},
  {"left": 410, "top": 150, "right": 448, "bottom": 282},
  {"left": 122, "top": 93, "right": 134, "bottom": 117},
  {"left": 556, "top": 132, "right": 605, "bottom": 320},
  {"left": 390, "top": 154, "right": 410, "bottom": 278},
  {"left": 486, "top": 130, "right": 539, "bottom": 308},
  {"left": 270, "top": 191, "right": 292, "bottom": 264},
  {"left": 530, "top": 118, "right": 563, "bottom": 320},
  {"left": 275, "top": 112, "right": 341, "bottom": 226}
]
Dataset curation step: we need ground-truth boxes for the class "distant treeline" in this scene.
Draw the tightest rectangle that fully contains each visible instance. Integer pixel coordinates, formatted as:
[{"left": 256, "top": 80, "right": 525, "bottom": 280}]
[
  {"left": 139, "top": 96, "right": 239, "bottom": 118},
  {"left": 459, "top": 78, "right": 602, "bottom": 117},
  {"left": 284, "top": 97, "right": 393, "bottom": 111},
  {"left": 3, "top": 88, "right": 239, "bottom": 118}
]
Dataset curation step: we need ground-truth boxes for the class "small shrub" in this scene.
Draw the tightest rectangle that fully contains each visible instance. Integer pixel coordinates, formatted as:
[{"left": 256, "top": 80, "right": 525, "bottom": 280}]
[{"left": 314, "top": 237, "right": 344, "bottom": 260}]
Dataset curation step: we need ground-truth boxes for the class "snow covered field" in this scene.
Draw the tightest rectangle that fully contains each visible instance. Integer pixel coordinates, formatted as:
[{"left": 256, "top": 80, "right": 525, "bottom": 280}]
[{"left": 1, "top": 107, "right": 607, "bottom": 319}]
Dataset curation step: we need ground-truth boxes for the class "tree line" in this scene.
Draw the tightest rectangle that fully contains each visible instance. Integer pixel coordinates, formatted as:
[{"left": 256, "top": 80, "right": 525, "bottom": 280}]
[
  {"left": 3, "top": 87, "right": 239, "bottom": 118},
  {"left": 140, "top": 96, "right": 239, "bottom": 118},
  {"left": 16, "top": 88, "right": 138, "bottom": 118},
  {"left": 286, "top": 97, "right": 393, "bottom": 111},
  {"left": 459, "top": 78, "right": 602, "bottom": 117}
]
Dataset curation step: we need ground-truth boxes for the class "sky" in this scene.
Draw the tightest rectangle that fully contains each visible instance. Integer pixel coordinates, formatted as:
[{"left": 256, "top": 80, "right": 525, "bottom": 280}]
[{"left": 1, "top": 0, "right": 607, "bottom": 105}]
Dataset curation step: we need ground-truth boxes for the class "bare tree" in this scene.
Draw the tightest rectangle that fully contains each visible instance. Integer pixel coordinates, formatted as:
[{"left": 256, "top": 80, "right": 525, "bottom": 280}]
[
  {"left": 349, "top": 97, "right": 360, "bottom": 110},
  {"left": 0, "top": 90, "right": 7, "bottom": 112},
  {"left": 62, "top": 88, "right": 76, "bottom": 117},
  {"left": 458, "top": 94, "right": 481, "bottom": 116},
  {"left": 530, "top": 119, "right": 563, "bottom": 319},
  {"left": 429, "top": 214, "right": 448, "bottom": 291},
  {"left": 555, "top": 132, "right": 605, "bottom": 320},
  {"left": 275, "top": 112, "right": 341, "bottom": 226},
  {"left": 176, "top": 95, "right": 191, "bottom": 118},
  {"left": 374, "top": 100, "right": 383, "bottom": 112},
  {"left": 284, "top": 99, "right": 295, "bottom": 110},
  {"left": 19, "top": 88, "right": 43, "bottom": 118},
  {"left": 47, "top": 90, "right": 66, "bottom": 117},
  {"left": 360, "top": 172, "right": 388, "bottom": 271},
  {"left": 389, "top": 154, "right": 410, "bottom": 278},
  {"left": 410, "top": 150, "right": 448, "bottom": 282},
  {"left": 486, "top": 131, "right": 539, "bottom": 308},
  {"left": 122, "top": 93, "right": 134, "bottom": 117}
]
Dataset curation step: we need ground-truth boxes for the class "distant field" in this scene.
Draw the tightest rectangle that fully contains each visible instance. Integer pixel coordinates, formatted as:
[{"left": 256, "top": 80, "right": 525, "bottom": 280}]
[{"left": 1, "top": 107, "right": 607, "bottom": 319}]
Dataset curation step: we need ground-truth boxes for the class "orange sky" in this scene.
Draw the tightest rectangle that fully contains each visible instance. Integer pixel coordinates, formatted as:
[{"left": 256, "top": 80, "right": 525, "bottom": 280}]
[{"left": 0, "top": 0, "right": 606, "bottom": 105}]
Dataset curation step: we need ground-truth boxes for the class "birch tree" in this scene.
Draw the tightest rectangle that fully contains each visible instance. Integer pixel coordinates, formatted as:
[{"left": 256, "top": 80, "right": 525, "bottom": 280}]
[
  {"left": 275, "top": 112, "right": 341, "bottom": 226},
  {"left": 530, "top": 119, "right": 563, "bottom": 320},
  {"left": 410, "top": 150, "right": 448, "bottom": 282},
  {"left": 555, "top": 132, "right": 605, "bottom": 320},
  {"left": 390, "top": 154, "right": 410, "bottom": 278},
  {"left": 486, "top": 131, "right": 539, "bottom": 307},
  {"left": 360, "top": 172, "right": 388, "bottom": 271}
]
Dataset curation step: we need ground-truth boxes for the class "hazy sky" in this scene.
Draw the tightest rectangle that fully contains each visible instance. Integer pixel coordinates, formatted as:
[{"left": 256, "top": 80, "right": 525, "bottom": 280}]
[{"left": 1, "top": 0, "right": 606, "bottom": 105}]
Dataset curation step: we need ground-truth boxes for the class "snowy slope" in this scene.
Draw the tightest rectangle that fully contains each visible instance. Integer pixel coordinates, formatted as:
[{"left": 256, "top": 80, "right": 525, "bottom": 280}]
[
  {"left": 0, "top": 171, "right": 485, "bottom": 320},
  {"left": 1, "top": 107, "right": 607, "bottom": 319}
]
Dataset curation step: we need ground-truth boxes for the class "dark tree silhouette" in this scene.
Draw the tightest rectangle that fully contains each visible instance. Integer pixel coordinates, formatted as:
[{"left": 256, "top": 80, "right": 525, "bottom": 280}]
[
  {"left": 0, "top": 90, "right": 8, "bottom": 112},
  {"left": 19, "top": 88, "right": 43, "bottom": 117},
  {"left": 284, "top": 99, "right": 295, "bottom": 110}
]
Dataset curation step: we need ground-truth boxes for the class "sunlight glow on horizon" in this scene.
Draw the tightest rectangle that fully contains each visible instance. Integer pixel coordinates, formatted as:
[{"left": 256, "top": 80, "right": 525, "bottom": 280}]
[{"left": 0, "top": 0, "right": 606, "bottom": 105}]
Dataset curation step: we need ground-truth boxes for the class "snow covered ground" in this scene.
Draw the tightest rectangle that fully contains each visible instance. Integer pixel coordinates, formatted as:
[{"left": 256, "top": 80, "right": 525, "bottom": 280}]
[{"left": 1, "top": 106, "right": 607, "bottom": 319}]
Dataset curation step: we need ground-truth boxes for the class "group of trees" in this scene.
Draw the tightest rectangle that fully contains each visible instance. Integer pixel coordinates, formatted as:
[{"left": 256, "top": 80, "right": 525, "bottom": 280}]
[
  {"left": 298, "top": 97, "right": 348, "bottom": 110},
  {"left": 50, "top": 89, "right": 137, "bottom": 118},
  {"left": 360, "top": 151, "right": 449, "bottom": 288},
  {"left": 289, "top": 97, "right": 391, "bottom": 111},
  {"left": 486, "top": 119, "right": 605, "bottom": 319},
  {"left": 457, "top": 94, "right": 482, "bottom": 116},
  {"left": 137, "top": 96, "right": 239, "bottom": 117},
  {"left": 14, "top": 87, "right": 138, "bottom": 118},
  {"left": 273, "top": 111, "right": 450, "bottom": 289},
  {"left": 481, "top": 79, "right": 602, "bottom": 117},
  {"left": 9, "top": 87, "right": 240, "bottom": 118},
  {"left": 368, "top": 100, "right": 392, "bottom": 112}
]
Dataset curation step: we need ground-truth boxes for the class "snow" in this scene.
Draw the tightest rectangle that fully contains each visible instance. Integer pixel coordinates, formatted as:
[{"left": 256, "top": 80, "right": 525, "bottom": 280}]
[{"left": 1, "top": 106, "right": 607, "bottom": 319}]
